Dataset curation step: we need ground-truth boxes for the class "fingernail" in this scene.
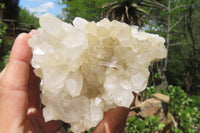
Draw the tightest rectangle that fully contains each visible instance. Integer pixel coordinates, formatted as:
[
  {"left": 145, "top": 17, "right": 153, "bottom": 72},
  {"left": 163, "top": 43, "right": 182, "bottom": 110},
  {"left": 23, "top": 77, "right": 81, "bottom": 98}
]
[{"left": 27, "top": 107, "right": 37, "bottom": 115}]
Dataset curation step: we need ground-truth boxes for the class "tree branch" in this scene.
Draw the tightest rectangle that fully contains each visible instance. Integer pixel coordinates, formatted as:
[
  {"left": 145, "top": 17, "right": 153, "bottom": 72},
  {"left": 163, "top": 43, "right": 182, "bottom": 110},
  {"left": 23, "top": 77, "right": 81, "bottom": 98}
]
[
  {"left": 170, "top": 5, "right": 189, "bottom": 12},
  {"left": 169, "top": 42, "right": 192, "bottom": 47},
  {"left": 169, "top": 16, "right": 184, "bottom": 31},
  {"left": 150, "top": 0, "right": 167, "bottom": 10}
]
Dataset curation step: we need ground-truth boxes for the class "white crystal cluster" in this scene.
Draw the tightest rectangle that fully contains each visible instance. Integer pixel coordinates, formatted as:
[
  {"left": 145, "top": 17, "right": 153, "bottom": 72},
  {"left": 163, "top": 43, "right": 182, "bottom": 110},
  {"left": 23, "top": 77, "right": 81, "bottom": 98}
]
[{"left": 28, "top": 13, "right": 167, "bottom": 133}]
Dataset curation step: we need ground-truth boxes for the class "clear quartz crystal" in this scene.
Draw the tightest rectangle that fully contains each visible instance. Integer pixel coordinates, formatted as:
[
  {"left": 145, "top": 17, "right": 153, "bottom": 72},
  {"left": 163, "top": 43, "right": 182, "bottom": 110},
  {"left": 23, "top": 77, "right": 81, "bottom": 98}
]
[{"left": 28, "top": 13, "right": 167, "bottom": 133}]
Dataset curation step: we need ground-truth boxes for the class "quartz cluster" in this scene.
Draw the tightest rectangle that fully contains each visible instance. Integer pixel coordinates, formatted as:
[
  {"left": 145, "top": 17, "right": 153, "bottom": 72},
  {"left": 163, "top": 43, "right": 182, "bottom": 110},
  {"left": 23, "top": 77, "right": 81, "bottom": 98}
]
[{"left": 28, "top": 13, "right": 167, "bottom": 133}]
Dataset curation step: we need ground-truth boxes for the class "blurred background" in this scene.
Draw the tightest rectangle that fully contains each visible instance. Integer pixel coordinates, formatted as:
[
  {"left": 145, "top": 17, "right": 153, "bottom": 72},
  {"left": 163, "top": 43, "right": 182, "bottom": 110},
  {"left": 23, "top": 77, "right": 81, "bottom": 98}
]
[{"left": 0, "top": 0, "right": 199, "bottom": 132}]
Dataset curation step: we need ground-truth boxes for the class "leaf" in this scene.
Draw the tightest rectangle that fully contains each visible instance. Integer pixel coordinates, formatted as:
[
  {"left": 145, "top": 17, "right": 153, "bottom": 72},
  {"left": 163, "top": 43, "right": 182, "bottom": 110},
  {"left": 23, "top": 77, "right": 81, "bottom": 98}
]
[
  {"left": 158, "top": 123, "right": 165, "bottom": 129},
  {"left": 143, "top": 128, "right": 151, "bottom": 132}
]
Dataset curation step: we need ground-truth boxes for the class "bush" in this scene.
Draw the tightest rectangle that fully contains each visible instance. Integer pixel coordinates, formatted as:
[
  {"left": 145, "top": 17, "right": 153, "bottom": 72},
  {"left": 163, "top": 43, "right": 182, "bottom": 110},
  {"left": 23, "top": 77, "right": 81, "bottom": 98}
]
[
  {"left": 125, "top": 115, "right": 165, "bottom": 133},
  {"left": 0, "top": 21, "right": 11, "bottom": 71},
  {"left": 139, "top": 85, "right": 200, "bottom": 132},
  {"left": 17, "top": 8, "right": 39, "bottom": 28},
  {"left": 167, "top": 86, "right": 200, "bottom": 132}
]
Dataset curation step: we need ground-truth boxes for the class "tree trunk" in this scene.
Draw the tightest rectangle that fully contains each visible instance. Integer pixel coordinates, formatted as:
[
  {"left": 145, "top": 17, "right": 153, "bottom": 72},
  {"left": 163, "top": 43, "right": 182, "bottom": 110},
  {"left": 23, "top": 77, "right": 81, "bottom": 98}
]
[{"left": 159, "top": 0, "right": 171, "bottom": 89}]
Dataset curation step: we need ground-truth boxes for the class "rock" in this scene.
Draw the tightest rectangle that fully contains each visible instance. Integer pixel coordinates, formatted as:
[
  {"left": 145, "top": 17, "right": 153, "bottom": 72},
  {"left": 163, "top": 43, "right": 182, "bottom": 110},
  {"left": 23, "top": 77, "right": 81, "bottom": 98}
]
[
  {"left": 139, "top": 98, "right": 166, "bottom": 120},
  {"left": 152, "top": 93, "right": 170, "bottom": 103},
  {"left": 28, "top": 13, "right": 167, "bottom": 133},
  {"left": 128, "top": 94, "right": 174, "bottom": 133}
]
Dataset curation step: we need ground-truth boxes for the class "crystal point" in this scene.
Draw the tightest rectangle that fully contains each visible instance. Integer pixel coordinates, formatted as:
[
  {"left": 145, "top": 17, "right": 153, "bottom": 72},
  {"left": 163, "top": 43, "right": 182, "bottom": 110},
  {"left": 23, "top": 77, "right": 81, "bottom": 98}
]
[{"left": 28, "top": 13, "right": 167, "bottom": 133}]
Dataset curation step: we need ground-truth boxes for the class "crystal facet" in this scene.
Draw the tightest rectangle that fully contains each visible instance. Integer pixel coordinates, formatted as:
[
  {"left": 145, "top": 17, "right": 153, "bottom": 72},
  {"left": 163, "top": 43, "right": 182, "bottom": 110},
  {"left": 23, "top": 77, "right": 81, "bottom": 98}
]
[{"left": 28, "top": 13, "right": 167, "bottom": 133}]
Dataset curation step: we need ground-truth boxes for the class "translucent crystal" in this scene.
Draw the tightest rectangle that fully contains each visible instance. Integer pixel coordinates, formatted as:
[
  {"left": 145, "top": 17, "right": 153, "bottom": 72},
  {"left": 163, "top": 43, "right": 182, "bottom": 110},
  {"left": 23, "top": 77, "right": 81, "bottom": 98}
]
[
  {"left": 64, "top": 71, "right": 83, "bottom": 97},
  {"left": 28, "top": 13, "right": 167, "bottom": 133}
]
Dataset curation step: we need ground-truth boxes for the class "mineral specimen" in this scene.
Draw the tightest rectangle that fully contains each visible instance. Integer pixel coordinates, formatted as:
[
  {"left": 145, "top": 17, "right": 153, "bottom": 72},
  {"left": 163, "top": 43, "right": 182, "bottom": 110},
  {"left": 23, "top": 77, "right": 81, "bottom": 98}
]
[{"left": 28, "top": 13, "right": 167, "bottom": 133}]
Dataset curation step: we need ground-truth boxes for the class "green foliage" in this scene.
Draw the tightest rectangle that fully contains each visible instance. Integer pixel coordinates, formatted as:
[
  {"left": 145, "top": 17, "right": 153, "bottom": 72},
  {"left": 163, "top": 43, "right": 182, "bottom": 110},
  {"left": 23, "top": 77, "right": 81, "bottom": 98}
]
[
  {"left": 101, "top": 0, "right": 155, "bottom": 26},
  {"left": 0, "top": 51, "right": 9, "bottom": 70},
  {"left": 125, "top": 116, "right": 145, "bottom": 132},
  {"left": 0, "top": 20, "right": 6, "bottom": 43},
  {"left": 0, "top": 21, "right": 11, "bottom": 71},
  {"left": 61, "top": 0, "right": 155, "bottom": 25},
  {"left": 154, "top": 73, "right": 161, "bottom": 80},
  {"left": 172, "top": 127, "right": 183, "bottom": 133},
  {"left": 0, "top": 7, "right": 38, "bottom": 72},
  {"left": 168, "top": 86, "right": 200, "bottom": 132},
  {"left": 61, "top": 0, "right": 110, "bottom": 22},
  {"left": 142, "top": 85, "right": 200, "bottom": 132},
  {"left": 0, "top": 3, "right": 5, "bottom": 8},
  {"left": 168, "top": 86, "right": 188, "bottom": 112},
  {"left": 87, "top": 127, "right": 95, "bottom": 133},
  {"left": 145, "top": 86, "right": 156, "bottom": 98},
  {"left": 125, "top": 116, "right": 164, "bottom": 133},
  {"left": 17, "top": 8, "right": 39, "bottom": 28},
  {"left": 64, "top": 126, "right": 95, "bottom": 133},
  {"left": 148, "top": 0, "right": 200, "bottom": 94}
]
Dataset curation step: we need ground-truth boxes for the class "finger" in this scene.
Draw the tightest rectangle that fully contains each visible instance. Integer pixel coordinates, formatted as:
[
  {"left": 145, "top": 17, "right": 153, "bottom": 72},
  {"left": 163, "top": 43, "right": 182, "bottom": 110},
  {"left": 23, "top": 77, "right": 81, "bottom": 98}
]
[
  {"left": 2, "top": 33, "right": 32, "bottom": 91},
  {"left": 0, "top": 33, "right": 32, "bottom": 128},
  {"left": 44, "top": 120, "right": 64, "bottom": 133},
  {"left": 28, "top": 30, "right": 41, "bottom": 109},
  {"left": 29, "top": 28, "right": 66, "bottom": 132},
  {"left": 93, "top": 93, "right": 137, "bottom": 133},
  {"left": 93, "top": 107, "right": 129, "bottom": 133},
  {"left": 28, "top": 67, "right": 41, "bottom": 109},
  {"left": 29, "top": 29, "right": 39, "bottom": 36},
  {"left": 27, "top": 108, "right": 44, "bottom": 133},
  {"left": 28, "top": 107, "right": 64, "bottom": 133}
]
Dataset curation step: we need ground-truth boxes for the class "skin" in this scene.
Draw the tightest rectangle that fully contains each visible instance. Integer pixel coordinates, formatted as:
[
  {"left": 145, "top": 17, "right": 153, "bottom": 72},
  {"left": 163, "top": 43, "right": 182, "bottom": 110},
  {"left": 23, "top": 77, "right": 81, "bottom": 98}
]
[{"left": 0, "top": 33, "right": 133, "bottom": 133}]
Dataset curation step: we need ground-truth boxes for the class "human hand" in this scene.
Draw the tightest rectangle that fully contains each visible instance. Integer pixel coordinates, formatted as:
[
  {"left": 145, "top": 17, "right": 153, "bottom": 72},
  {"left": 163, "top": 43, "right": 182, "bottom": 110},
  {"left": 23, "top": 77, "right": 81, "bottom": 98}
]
[{"left": 0, "top": 33, "right": 131, "bottom": 133}]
